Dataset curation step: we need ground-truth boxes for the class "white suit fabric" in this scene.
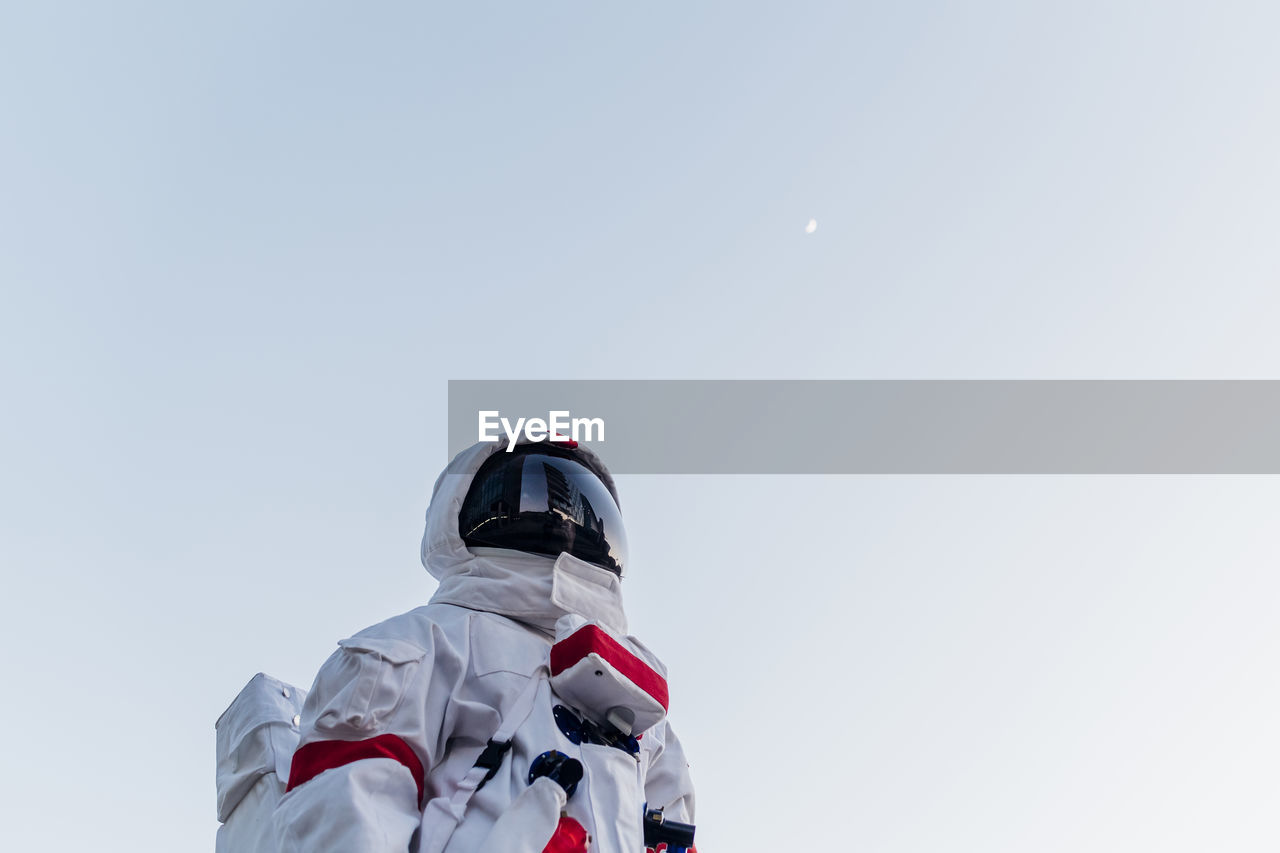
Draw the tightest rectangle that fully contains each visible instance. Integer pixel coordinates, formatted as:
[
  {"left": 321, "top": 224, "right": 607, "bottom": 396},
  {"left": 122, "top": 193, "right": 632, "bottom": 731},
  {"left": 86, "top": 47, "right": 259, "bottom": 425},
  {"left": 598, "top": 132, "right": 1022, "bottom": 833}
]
[
  {"left": 216, "top": 673, "right": 307, "bottom": 853},
  {"left": 272, "top": 439, "right": 696, "bottom": 852}
]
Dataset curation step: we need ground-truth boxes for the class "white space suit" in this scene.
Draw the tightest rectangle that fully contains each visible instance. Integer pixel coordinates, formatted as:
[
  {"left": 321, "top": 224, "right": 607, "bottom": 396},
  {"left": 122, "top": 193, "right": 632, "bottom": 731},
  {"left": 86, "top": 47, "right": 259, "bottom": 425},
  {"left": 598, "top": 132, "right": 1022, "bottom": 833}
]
[{"left": 269, "top": 439, "right": 697, "bottom": 852}]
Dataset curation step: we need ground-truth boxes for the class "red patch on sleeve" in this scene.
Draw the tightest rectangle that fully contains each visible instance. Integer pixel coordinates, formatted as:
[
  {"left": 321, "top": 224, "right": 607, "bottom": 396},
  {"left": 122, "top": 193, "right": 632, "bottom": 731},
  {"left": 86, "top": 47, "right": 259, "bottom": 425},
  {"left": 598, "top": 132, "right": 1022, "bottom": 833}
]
[
  {"left": 286, "top": 734, "right": 426, "bottom": 804},
  {"left": 544, "top": 815, "right": 590, "bottom": 852}
]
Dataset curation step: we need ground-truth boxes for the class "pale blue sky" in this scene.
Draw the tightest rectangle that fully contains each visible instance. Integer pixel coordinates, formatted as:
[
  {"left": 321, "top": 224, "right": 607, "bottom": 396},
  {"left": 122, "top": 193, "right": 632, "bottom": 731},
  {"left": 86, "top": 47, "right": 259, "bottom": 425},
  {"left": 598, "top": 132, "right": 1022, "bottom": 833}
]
[{"left": 2, "top": 2, "right": 1279, "bottom": 850}]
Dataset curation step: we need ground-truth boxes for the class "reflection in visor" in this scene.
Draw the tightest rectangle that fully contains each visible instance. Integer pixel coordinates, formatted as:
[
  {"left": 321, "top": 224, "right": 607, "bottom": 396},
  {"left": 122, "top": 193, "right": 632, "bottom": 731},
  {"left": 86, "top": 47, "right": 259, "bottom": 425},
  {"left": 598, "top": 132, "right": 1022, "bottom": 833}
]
[{"left": 459, "top": 449, "right": 628, "bottom": 576}]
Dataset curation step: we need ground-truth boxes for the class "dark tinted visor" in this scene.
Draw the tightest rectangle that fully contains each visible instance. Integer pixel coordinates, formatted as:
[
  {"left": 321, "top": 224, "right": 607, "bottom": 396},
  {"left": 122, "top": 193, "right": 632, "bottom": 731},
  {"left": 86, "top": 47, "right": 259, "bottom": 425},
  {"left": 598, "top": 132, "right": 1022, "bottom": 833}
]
[{"left": 459, "top": 446, "right": 627, "bottom": 576}]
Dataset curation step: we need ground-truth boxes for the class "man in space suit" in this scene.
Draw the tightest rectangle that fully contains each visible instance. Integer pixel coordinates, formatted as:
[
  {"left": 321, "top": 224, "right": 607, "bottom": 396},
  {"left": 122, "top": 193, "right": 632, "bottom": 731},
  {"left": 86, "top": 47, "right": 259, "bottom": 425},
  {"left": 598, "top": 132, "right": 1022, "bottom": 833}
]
[{"left": 271, "top": 437, "right": 697, "bottom": 852}]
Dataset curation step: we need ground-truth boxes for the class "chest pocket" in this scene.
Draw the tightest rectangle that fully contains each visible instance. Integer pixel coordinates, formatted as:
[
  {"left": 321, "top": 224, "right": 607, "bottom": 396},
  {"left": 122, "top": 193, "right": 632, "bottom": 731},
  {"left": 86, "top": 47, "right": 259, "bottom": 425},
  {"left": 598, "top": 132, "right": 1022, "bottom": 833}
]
[
  {"left": 468, "top": 614, "right": 549, "bottom": 679},
  {"left": 578, "top": 741, "right": 644, "bottom": 852}
]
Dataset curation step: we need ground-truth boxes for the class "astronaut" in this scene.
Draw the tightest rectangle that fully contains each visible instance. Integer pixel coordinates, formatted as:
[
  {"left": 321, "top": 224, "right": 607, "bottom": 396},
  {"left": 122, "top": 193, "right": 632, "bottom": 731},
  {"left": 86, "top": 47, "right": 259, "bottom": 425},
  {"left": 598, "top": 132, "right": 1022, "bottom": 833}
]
[{"left": 271, "top": 437, "right": 697, "bottom": 852}]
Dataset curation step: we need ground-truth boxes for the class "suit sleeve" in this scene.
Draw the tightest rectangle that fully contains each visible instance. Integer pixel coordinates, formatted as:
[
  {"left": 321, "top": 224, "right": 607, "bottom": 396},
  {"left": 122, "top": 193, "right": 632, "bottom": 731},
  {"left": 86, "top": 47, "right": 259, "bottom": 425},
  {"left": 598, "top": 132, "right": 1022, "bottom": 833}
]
[
  {"left": 643, "top": 720, "right": 697, "bottom": 826},
  {"left": 272, "top": 634, "right": 441, "bottom": 853}
]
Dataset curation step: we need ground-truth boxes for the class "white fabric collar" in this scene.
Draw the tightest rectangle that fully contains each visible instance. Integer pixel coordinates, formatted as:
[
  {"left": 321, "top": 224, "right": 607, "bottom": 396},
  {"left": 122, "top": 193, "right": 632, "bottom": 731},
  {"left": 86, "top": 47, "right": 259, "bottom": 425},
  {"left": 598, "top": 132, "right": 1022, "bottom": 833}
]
[{"left": 429, "top": 549, "right": 627, "bottom": 636}]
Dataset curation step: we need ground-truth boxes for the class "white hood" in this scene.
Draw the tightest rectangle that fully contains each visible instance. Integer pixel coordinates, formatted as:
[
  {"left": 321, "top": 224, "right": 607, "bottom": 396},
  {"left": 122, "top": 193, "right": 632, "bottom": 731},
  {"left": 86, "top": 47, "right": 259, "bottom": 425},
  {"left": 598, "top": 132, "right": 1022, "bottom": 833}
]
[{"left": 420, "top": 438, "right": 628, "bottom": 636}]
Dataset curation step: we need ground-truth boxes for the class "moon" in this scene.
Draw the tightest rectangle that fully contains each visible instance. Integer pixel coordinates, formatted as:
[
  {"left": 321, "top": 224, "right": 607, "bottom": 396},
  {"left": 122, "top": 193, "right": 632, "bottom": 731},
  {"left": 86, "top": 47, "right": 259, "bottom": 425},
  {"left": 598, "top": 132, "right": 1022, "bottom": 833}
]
[{"left": 805, "top": 218, "right": 818, "bottom": 234}]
